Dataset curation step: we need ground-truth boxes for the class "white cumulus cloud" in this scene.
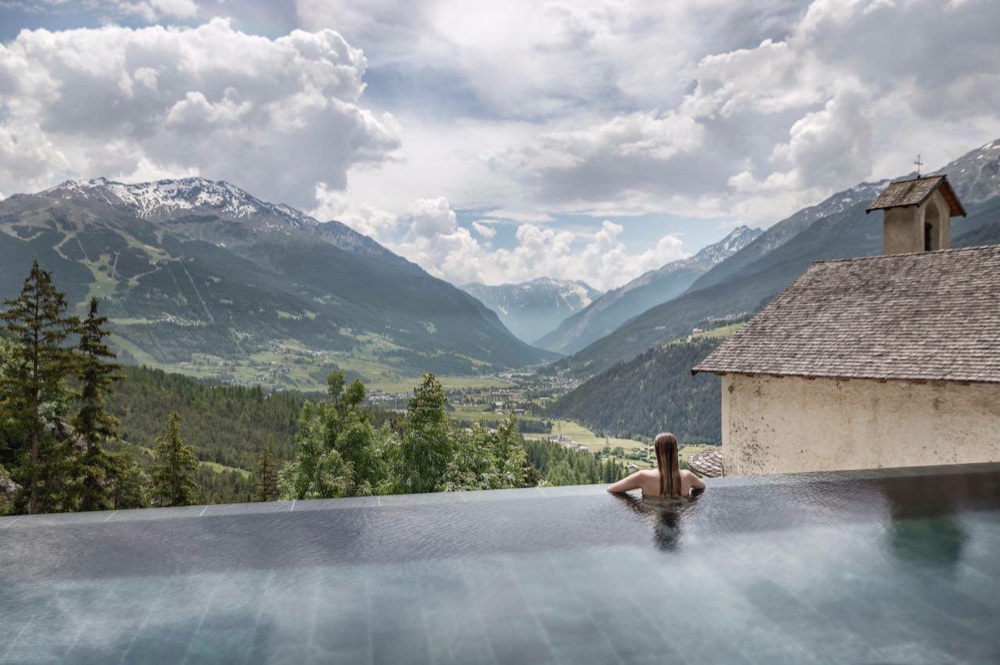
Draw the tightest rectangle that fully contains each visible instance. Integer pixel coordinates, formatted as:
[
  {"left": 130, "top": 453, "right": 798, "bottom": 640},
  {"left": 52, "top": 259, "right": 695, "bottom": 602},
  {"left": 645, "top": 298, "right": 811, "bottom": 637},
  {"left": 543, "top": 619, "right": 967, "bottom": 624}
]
[
  {"left": 471, "top": 221, "right": 496, "bottom": 239},
  {"left": 382, "top": 198, "right": 687, "bottom": 290},
  {"left": 0, "top": 19, "right": 400, "bottom": 209}
]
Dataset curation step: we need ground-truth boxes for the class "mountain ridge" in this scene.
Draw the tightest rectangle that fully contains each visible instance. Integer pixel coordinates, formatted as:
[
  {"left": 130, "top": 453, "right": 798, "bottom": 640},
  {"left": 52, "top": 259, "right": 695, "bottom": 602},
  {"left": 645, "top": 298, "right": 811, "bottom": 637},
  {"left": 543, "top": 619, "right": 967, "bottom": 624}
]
[
  {"left": 536, "top": 225, "right": 761, "bottom": 354},
  {"left": 0, "top": 177, "right": 552, "bottom": 383},
  {"left": 551, "top": 137, "right": 1000, "bottom": 378}
]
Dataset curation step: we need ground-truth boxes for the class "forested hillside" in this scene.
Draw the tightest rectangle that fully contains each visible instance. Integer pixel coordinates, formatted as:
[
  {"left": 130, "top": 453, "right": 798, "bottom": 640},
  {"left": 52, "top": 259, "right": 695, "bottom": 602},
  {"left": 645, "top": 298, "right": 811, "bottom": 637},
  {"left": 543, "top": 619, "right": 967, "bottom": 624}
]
[
  {"left": 111, "top": 366, "right": 307, "bottom": 469},
  {"left": 551, "top": 338, "right": 723, "bottom": 443},
  {"left": 524, "top": 440, "right": 627, "bottom": 485},
  {"left": 109, "top": 366, "right": 625, "bottom": 502}
]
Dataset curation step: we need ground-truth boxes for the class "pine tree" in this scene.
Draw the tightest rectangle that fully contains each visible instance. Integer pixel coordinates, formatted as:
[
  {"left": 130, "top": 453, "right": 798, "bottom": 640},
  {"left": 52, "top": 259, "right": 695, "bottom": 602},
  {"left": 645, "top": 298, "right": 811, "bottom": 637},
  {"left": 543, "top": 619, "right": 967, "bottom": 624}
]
[
  {"left": 73, "top": 297, "right": 123, "bottom": 511},
  {"left": 151, "top": 412, "right": 198, "bottom": 506},
  {"left": 74, "top": 298, "right": 122, "bottom": 447},
  {"left": 254, "top": 448, "right": 280, "bottom": 502},
  {"left": 107, "top": 445, "right": 149, "bottom": 510},
  {"left": 279, "top": 371, "right": 387, "bottom": 500},
  {"left": 0, "top": 261, "right": 81, "bottom": 514},
  {"left": 398, "top": 373, "right": 452, "bottom": 493}
]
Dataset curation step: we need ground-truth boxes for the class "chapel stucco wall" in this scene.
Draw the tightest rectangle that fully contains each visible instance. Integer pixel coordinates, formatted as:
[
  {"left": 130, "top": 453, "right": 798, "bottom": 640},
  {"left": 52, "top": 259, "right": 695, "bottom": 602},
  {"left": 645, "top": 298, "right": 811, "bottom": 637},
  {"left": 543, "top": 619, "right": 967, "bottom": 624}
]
[
  {"left": 883, "top": 206, "right": 924, "bottom": 254},
  {"left": 721, "top": 374, "right": 1000, "bottom": 475},
  {"left": 882, "top": 190, "right": 952, "bottom": 254}
]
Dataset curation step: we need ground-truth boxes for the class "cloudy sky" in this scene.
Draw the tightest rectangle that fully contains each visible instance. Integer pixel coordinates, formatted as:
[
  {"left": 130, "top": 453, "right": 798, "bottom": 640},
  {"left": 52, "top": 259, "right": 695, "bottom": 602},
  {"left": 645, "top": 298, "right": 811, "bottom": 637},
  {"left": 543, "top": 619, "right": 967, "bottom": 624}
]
[{"left": 1, "top": 0, "right": 998, "bottom": 290}]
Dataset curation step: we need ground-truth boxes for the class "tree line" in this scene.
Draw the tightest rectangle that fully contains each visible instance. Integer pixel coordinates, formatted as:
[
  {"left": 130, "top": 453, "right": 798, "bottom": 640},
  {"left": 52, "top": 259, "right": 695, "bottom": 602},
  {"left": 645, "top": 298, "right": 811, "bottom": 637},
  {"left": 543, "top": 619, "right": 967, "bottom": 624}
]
[
  {"left": 0, "top": 264, "right": 627, "bottom": 515},
  {"left": 110, "top": 365, "right": 304, "bottom": 469},
  {"left": 275, "top": 371, "right": 629, "bottom": 498},
  {"left": 0, "top": 262, "right": 205, "bottom": 513}
]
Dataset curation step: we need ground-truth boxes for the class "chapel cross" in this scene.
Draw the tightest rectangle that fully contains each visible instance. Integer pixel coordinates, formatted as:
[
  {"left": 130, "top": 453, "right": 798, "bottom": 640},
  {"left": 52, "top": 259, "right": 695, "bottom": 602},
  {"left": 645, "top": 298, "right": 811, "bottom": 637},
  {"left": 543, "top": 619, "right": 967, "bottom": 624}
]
[{"left": 914, "top": 154, "right": 924, "bottom": 177}]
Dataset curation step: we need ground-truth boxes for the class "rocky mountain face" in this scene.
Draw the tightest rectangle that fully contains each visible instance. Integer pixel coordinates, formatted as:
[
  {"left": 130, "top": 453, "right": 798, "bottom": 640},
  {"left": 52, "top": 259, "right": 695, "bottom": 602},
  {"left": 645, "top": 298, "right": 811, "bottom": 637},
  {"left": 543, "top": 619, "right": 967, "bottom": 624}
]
[
  {"left": 0, "top": 178, "right": 551, "bottom": 380},
  {"left": 460, "top": 278, "right": 600, "bottom": 346},
  {"left": 552, "top": 137, "right": 1000, "bottom": 378},
  {"left": 940, "top": 138, "right": 1000, "bottom": 206},
  {"left": 687, "top": 182, "right": 888, "bottom": 294},
  {"left": 536, "top": 225, "right": 761, "bottom": 354}
]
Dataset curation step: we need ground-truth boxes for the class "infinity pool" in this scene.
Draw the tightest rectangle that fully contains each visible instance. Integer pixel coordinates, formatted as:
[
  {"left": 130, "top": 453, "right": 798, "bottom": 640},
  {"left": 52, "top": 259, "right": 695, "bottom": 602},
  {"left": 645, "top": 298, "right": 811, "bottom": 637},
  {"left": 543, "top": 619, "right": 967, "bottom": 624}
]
[{"left": 1, "top": 464, "right": 999, "bottom": 664}]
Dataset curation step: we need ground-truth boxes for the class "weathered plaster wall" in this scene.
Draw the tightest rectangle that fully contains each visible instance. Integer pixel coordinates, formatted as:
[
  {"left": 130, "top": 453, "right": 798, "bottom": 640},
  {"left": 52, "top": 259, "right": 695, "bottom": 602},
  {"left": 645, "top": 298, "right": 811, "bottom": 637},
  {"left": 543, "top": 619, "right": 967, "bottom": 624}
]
[
  {"left": 882, "top": 190, "right": 952, "bottom": 254},
  {"left": 883, "top": 206, "right": 924, "bottom": 254},
  {"left": 721, "top": 374, "right": 1000, "bottom": 475}
]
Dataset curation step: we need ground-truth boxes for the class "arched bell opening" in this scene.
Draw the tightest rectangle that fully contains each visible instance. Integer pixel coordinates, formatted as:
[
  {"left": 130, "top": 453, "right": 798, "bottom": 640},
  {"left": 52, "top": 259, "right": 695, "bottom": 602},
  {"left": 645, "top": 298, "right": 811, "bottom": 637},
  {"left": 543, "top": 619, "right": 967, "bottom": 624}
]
[{"left": 924, "top": 201, "right": 942, "bottom": 251}]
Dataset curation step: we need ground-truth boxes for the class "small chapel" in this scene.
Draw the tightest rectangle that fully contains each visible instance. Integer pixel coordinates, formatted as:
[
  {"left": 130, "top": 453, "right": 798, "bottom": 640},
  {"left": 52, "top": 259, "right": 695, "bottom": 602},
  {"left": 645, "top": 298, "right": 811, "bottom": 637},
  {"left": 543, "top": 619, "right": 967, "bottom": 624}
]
[{"left": 692, "top": 175, "right": 1000, "bottom": 475}]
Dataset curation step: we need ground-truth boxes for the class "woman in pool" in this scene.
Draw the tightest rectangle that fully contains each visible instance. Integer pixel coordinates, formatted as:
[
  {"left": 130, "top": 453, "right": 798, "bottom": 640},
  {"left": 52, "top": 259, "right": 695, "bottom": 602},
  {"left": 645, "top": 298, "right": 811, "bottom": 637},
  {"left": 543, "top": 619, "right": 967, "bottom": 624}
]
[{"left": 606, "top": 432, "right": 706, "bottom": 498}]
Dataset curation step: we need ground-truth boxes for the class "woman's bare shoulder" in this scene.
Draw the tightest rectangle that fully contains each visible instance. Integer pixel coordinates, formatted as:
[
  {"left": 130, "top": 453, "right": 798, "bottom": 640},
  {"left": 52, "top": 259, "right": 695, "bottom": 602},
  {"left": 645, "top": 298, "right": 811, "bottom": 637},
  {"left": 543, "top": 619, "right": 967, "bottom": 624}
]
[{"left": 681, "top": 469, "right": 707, "bottom": 489}]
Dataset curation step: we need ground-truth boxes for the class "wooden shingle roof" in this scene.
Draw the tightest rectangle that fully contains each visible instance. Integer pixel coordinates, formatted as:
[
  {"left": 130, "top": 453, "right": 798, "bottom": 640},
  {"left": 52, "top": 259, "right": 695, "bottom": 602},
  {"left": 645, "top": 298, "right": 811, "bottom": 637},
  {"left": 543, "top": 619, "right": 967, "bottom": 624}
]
[
  {"left": 692, "top": 245, "right": 1000, "bottom": 383},
  {"left": 866, "top": 175, "right": 966, "bottom": 217},
  {"left": 688, "top": 448, "right": 724, "bottom": 478}
]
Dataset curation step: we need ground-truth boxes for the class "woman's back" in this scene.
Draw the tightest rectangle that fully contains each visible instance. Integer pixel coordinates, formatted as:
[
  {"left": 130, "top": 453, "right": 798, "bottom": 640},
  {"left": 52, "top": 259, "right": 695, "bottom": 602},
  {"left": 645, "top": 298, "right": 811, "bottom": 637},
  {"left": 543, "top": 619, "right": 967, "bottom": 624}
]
[
  {"left": 607, "top": 432, "right": 707, "bottom": 498},
  {"left": 639, "top": 468, "right": 704, "bottom": 498},
  {"left": 608, "top": 468, "right": 705, "bottom": 498}
]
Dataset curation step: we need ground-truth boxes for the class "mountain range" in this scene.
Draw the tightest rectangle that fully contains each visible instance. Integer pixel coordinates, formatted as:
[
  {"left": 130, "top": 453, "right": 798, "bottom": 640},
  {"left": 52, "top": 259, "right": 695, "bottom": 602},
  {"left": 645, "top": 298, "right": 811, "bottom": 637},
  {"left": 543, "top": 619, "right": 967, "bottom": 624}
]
[
  {"left": 4, "top": 137, "right": 997, "bottom": 394},
  {"left": 0, "top": 177, "right": 551, "bottom": 382},
  {"left": 550, "top": 137, "right": 1000, "bottom": 443},
  {"left": 553, "top": 138, "right": 1000, "bottom": 380},
  {"left": 459, "top": 278, "right": 601, "bottom": 345},
  {"left": 535, "top": 225, "right": 761, "bottom": 354}
]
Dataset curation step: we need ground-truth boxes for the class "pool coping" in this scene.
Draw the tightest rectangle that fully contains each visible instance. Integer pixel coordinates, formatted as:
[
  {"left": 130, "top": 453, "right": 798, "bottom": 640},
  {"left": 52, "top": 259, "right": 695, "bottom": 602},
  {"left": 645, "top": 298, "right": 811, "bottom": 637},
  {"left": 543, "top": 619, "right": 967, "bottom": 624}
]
[{"left": 1, "top": 461, "right": 998, "bottom": 529}]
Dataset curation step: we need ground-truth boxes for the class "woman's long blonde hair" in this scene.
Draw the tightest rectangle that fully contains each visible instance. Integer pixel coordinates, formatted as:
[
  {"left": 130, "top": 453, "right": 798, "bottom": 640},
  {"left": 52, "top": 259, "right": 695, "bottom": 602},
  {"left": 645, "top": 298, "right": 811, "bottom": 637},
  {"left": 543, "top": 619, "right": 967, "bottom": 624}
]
[{"left": 654, "top": 432, "right": 682, "bottom": 498}]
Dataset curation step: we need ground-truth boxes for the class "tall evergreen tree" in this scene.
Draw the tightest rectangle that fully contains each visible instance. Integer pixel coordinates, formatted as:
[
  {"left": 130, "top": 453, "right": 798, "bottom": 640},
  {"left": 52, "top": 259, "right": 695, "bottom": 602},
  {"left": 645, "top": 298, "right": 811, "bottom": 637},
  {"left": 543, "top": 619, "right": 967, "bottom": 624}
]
[
  {"left": 73, "top": 297, "right": 123, "bottom": 511},
  {"left": 254, "top": 448, "right": 280, "bottom": 502},
  {"left": 0, "top": 261, "right": 81, "bottom": 514},
  {"left": 279, "top": 371, "right": 389, "bottom": 499},
  {"left": 151, "top": 412, "right": 198, "bottom": 506},
  {"left": 398, "top": 373, "right": 452, "bottom": 493},
  {"left": 107, "top": 445, "right": 149, "bottom": 510},
  {"left": 74, "top": 297, "right": 122, "bottom": 446}
]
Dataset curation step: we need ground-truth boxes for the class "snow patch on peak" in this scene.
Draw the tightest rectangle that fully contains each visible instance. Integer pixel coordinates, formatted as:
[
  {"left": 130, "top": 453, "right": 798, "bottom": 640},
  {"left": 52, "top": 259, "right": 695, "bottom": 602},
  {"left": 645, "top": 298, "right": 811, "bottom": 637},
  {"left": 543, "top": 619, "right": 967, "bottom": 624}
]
[
  {"left": 789, "top": 179, "right": 889, "bottom": 227},
  {"left": 45, "top": 177, "right": 319, "bottom": 228},
  {"left": 693, "top": 225, "right": 763, "bottom": 265}
]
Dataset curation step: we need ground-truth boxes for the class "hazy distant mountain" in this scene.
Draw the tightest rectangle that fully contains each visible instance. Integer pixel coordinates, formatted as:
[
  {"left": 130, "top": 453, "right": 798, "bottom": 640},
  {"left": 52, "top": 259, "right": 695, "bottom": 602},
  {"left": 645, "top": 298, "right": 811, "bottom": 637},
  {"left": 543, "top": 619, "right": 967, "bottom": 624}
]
[
  {"left": 460, "top": 278, "right": 600, "bottom": 344},
  {"left": 0, "top": 177, "right": 552, "bottom": 379},
  {"left": 536, "top": 225, "right": 761, "bottom": 354},
  {"left": 552, "top": 137, "right": 1000, "bottom": 378}
]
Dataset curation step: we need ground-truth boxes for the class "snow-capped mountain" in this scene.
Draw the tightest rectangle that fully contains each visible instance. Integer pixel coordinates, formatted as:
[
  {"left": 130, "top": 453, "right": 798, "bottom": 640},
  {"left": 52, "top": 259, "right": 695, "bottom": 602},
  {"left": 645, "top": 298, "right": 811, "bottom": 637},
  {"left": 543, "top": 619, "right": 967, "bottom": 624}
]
[
  {"left": 694, "top": 225, "right": 767, "bottom": 265},
  {"left": 460, "top": 277, "right": 601, "bottom": 345},
  {"left": 936, "top": 138, "right": 1000, "bottom": 205},
  {"left": 0, "top": 177, "right": 552, "bottom": 379},
  {"left": 536, "top": 225, "right": 761, "bottom": 354},
  {"left": 44, "top": 177, "right": 318, "bottom": 228},
  {"left": 34, "top": 176, "right": 405, "bottom": 262}
]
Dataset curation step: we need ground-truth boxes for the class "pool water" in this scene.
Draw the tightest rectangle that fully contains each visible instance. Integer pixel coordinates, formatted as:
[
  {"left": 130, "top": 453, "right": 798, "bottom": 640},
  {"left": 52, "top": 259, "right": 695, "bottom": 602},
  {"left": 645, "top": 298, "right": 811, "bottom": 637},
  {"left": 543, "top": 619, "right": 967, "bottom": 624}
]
[{"left": 1, "top": 464, "right": 999, "bottom": 664}]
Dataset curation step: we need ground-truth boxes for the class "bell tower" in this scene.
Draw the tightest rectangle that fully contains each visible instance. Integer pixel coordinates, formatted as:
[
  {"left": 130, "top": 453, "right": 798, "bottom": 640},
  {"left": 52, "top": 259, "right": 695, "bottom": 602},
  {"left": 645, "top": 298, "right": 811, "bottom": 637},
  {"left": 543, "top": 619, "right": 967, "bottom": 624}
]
[{"left": 866, "top": 175, "right": 966, "bottom": 255}]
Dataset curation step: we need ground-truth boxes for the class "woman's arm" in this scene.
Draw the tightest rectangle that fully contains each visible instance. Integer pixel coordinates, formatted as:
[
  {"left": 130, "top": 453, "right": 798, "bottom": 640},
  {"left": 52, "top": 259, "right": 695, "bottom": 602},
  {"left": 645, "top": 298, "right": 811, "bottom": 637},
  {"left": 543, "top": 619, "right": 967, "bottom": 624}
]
[
  {"left": 607, "top": 471, "right": 645, "bottom": 493},
  {"left": 683, "top": 469, "right": 706, "bottom": 491}
]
